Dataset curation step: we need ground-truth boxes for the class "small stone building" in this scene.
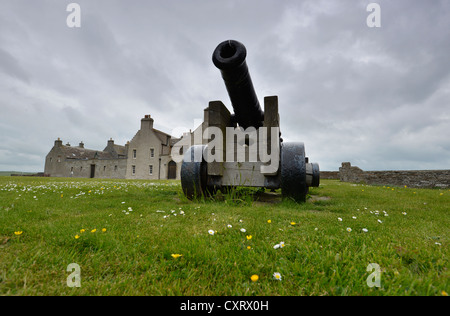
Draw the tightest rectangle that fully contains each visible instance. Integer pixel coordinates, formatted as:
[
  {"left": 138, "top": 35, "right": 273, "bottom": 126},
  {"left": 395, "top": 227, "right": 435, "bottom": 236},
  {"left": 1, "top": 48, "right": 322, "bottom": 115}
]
[{"left": 44, "top": 115, "right": 182, "bottom": 180}]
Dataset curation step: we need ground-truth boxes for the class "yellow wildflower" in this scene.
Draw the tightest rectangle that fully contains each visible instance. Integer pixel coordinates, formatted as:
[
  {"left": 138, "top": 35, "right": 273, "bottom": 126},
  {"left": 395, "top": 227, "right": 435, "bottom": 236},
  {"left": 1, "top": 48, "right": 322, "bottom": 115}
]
[
  {"left": 14, "top": 231, "right": 23, "bottom": 235},
  {"left": 246, "top": 235, "right": 252, "bottom": 240},
  {"left": 267, "top": 220, "right": 271, "bottom": 223},
  {"left": 171, "top": 254, "right": 183, "bottom": 259},
  {"left": 75, "top": 235, "right": 80, "bottom": 239},
  {"left": 91, "top": 229, "right": 97, "bottom": 233},
  {"left": 102, "top": 228, "right": 107, "bottom": 232},
  {"left": 290, "top": 222, "right": 296, "bottom": 226},
  {"left": 80, "top": 229, "right": 86, "bottom": 233},
  {"left": 250, "top": 274, "right": 259, "bottom": 282}
]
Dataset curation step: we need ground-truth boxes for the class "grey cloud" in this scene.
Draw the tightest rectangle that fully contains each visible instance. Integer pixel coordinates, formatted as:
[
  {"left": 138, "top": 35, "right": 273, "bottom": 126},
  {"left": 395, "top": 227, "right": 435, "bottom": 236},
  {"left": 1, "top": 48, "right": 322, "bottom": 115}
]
[
  {"left": 0, "top": 48, "right": 30, "bottom": 83},
  {"left": 0, "top": 0, "right": 449, "bottom": 172}
]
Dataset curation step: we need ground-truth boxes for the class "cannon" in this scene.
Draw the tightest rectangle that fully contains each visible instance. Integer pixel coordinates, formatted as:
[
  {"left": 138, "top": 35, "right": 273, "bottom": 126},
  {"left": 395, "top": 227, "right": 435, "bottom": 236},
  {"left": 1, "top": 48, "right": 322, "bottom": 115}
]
[{"left": 181, "top": 40, "right": 320, "bottom": 202}]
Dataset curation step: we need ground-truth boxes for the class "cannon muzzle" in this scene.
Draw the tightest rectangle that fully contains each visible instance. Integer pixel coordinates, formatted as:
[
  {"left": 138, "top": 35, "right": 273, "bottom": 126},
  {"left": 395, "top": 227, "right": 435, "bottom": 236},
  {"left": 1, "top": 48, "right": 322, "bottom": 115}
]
[{"left": 212, "top": 40, "right": 264, "bottom": 129}]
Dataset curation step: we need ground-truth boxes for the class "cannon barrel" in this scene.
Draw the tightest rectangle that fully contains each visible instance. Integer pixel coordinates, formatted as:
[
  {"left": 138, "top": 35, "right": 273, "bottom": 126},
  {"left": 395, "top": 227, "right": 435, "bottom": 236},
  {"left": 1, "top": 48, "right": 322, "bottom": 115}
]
[{"left": 212, "top": 40, "right": 264, "bottom": 129}]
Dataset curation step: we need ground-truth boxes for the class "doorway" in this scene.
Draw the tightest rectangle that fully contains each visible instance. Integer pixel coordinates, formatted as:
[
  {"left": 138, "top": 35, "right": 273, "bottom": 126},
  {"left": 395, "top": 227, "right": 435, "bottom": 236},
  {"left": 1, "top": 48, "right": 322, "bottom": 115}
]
[
  {"left": 167, "top": 161, "right": 176, "bottom": 179},
  {"left": 90, "top": 164, "right": 96, "bottom": 178}
]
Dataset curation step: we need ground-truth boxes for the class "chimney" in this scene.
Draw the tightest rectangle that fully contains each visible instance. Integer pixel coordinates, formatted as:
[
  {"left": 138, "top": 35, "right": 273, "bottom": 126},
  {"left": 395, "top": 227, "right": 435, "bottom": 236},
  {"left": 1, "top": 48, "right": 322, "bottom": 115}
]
[
  {"left": 104, "top": 138, "right": 115, "bottom": 154},
  {"left": 55, "top": 138, "right": 63, "bottom": 147},
  {"left": 141, "top": 114, "right": 154, "bottom": 130},
  {"left": 79, "top": 141, "right": 84, "bottom": 148},
  {"left": 125, "top": 141, "right": 130, "bottom": 158}
]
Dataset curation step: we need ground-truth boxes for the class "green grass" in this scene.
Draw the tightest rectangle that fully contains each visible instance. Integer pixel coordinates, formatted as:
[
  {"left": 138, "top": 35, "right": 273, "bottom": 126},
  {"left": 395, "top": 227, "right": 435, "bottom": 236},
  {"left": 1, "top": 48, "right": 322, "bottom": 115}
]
[{"left": 0, "top": 177, "right": 448, "bottom": 296}]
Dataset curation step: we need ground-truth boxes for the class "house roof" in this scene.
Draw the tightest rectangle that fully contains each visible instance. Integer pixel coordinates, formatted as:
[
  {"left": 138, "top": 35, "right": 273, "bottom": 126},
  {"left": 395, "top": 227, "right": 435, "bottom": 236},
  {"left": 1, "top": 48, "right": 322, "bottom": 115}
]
[
  {"left": 113, "top": 144, "right": 127, "bottom": 156},
  {"left": 153, "top": 128, "right": 172, "bottom": 145},
  {"left": 170, "top": 137, "right": 181, "bottom": 146},
  {"left": 61, "top": 145, "right": 117, "bottom": 160}
]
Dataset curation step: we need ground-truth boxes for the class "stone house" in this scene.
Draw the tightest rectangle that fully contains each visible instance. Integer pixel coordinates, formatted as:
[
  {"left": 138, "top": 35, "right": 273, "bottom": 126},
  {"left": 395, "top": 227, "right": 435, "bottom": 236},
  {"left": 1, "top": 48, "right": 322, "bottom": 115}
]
[{"left": 44, "top": 115, "right": 182, "bottom": 180}]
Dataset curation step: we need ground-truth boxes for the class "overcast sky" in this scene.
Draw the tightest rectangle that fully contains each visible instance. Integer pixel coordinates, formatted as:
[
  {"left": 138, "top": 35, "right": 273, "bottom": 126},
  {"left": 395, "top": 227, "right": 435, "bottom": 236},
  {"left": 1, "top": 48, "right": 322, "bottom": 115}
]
[{"left": 1, "top": 0, "right": 449, "bottom": 172}]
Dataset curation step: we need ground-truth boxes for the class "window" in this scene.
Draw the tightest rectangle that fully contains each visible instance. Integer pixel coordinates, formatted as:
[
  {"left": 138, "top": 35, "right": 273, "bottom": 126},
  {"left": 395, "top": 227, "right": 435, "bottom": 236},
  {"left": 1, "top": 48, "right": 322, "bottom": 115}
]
[
  {"left": 114, "top": 165, "right": 118, "bottom": 171},
  {"left": 149, "top": 165, "right": 153, "bottom": 175},
  {"left": 103, "top": 166, "right": 106, "bottom": 171},
  {"left": 150, "top": 148, "right": 155, "bottom": 158},
  {"left": 132, "top": 165, "right": 136, "bottom": 175},
  {"left": 50, "top": 157, "right": 53, "bottom": 163},
  {"left": 133, "top": 149, "right": 137, "bottom": 159}
]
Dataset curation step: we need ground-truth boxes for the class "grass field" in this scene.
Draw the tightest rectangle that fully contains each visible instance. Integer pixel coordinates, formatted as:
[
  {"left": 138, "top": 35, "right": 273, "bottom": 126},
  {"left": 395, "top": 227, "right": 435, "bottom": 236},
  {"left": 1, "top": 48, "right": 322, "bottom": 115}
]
[{"left": 0, "top": 177, "right": 448, "bottom": 296}]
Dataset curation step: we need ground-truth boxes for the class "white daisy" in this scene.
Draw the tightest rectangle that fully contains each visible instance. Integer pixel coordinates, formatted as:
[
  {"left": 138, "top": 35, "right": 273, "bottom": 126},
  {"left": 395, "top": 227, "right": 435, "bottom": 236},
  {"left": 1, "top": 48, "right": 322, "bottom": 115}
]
[{"left": 273, "top": 272, "right": 282, "bottom": 281}]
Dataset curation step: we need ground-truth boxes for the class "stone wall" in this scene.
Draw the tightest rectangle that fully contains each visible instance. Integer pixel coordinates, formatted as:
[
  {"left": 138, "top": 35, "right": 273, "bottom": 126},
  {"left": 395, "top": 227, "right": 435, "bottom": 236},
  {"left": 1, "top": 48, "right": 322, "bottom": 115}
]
[
  {"left": 46, "top": 158, "right": 127, "bottom": 179},
  {"left": 339, "top": 162, "right": 450, "bottom": 189},
  {"left": 320, "top": 171, "right": 340, "bottom": 180}
]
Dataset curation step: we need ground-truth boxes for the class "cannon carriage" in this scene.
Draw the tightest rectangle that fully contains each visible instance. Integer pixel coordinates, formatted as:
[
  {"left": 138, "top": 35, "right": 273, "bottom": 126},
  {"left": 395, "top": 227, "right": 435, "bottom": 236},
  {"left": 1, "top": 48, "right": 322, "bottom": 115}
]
[{"left": 181, "top": 40, "right": 319, "bottom": 202}]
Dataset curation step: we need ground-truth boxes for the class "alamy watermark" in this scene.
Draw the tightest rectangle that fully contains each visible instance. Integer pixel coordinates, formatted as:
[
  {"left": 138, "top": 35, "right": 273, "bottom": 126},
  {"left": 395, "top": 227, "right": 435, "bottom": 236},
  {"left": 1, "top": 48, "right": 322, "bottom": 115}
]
[
  {"left": 170, "top": 125, "right": 280, "bottom": 173},
  {"left": 65, "top": 261, "right": 381, "bottom": 289},
  {"left": 366, "top": 3, "right": 381, "bottom": 28},
  {"left": 66, "top": 263, "right": 81, "bottom": 288},
  {"left": 366, "top": 263, "right": 381, "bottom": 288},
  {"left": 66, "top": 3, "right": 81, "bottom": 28},
  {"left": 65, "top": 2, "right": 381, "bottom": 28},
  {"left": 65, "top": 3, "right": 381, "bottom": 29}
]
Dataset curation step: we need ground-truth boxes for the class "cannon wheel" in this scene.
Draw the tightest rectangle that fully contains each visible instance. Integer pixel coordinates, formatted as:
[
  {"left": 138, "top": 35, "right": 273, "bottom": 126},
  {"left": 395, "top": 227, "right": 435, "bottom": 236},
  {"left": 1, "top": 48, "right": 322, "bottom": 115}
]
[
  {"left": 281, "top": 142, "right": 308, "bottom": 202},
  {"left": 181, "top": 145, "right": 208, "bottom": 200}
]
